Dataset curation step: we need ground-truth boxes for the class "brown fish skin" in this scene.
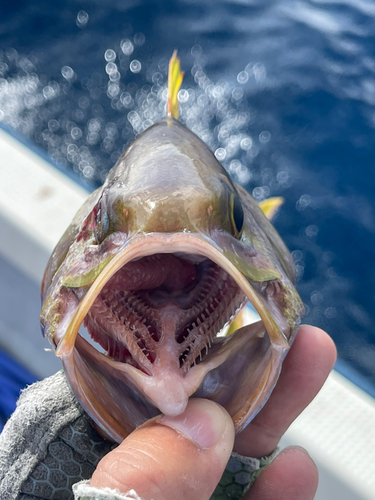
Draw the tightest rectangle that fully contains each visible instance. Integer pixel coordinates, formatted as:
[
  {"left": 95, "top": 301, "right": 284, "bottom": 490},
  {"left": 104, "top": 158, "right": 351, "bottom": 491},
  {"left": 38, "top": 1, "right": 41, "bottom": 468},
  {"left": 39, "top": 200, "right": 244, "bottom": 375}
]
[{"left": 40, "top": 116, "right": 304, "bottom": 443}]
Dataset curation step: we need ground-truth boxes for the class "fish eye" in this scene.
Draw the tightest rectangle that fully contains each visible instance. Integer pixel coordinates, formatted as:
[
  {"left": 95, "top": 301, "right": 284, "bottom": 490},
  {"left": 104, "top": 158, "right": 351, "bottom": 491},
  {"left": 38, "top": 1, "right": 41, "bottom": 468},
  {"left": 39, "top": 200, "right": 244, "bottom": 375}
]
[{"left": 230, "top": 194, "right": 244, "bottom": 238}]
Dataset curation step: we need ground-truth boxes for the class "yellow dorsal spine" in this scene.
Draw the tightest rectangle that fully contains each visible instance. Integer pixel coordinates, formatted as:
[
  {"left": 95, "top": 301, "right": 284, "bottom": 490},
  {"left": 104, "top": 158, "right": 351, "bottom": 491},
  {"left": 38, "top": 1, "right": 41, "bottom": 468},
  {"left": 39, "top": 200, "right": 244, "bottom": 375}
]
[
  {"left": 167, "top": 50, "right": 184, "bottom": 120},
  {"left": 259, "top": 197, "right": 284, "bottom": 220}
]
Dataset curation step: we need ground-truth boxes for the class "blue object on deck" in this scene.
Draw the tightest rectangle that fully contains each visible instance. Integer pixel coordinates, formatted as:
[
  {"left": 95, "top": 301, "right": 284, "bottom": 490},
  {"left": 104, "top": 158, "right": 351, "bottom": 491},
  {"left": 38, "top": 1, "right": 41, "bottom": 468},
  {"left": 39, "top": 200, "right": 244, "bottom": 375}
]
[{"left": 0, "top": 349, "right": 36, "bottom": 432}]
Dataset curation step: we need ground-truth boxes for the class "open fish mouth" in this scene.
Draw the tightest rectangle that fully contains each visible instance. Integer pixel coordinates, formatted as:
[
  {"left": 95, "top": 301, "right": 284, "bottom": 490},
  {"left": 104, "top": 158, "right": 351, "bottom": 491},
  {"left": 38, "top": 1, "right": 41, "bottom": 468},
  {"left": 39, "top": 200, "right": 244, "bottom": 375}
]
[
  {"left": 52, "top": 232, "right": 292, "bottom": 442},
  {"left": 83, "top": 253, "right": 245, "bottom": 373}
]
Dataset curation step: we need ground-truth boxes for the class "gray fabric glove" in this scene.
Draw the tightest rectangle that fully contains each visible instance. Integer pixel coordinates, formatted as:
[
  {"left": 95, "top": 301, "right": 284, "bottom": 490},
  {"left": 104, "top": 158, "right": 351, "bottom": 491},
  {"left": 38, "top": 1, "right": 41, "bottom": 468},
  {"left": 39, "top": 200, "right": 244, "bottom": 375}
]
[{"left": 0, "top": 372, "right": 115, "bottom": 500}]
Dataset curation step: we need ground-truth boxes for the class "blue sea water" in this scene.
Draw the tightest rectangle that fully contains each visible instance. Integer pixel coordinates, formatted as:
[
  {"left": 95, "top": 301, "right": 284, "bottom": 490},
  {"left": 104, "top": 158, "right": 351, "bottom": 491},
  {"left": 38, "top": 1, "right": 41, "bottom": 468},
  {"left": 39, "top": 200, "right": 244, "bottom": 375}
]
[{"left": 1, "top": 0, "right": 375, "bottom": 393}]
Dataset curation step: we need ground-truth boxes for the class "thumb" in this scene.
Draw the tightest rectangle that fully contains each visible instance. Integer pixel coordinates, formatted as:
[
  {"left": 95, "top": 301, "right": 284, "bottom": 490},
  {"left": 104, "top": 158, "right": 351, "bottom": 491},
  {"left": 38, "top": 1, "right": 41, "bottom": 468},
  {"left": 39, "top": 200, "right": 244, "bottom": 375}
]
[{"left": 90, "top": 399, "right": 235, "bottom": 500}]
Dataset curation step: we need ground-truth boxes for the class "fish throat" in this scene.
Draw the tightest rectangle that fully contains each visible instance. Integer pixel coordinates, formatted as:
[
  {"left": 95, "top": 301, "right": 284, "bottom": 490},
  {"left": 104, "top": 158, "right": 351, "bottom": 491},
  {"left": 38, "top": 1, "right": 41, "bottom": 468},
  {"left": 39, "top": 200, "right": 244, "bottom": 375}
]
[{"left": 82, "top": 253, "right": 246, "bottom": 376}]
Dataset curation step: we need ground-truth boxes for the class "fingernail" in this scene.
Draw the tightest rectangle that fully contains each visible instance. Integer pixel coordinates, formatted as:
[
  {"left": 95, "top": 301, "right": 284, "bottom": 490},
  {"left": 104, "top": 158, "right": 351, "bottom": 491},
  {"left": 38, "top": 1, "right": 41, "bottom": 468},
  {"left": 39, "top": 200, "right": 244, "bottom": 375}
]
[{"left": 158, "top": 399, "right": 228, "bottom": 449}]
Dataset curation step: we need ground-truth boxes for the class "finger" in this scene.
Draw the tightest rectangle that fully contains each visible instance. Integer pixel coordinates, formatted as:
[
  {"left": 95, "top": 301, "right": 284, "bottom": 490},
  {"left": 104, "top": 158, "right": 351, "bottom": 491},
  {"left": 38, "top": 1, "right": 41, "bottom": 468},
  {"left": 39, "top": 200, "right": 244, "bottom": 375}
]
[
  {"left": 245, "top": 446, "right": 318, "bottom": 500},
  {"left": 235, "top": 325, "right": 337, "bottom": 457},
  {"left": 90, "top": 399, "right": 235, "bottom": 500}
]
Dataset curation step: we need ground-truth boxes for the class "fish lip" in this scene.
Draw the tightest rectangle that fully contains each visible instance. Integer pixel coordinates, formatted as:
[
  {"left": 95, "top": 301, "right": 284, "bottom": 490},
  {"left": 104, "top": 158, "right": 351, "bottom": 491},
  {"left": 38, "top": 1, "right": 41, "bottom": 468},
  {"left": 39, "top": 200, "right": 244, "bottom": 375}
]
[{"left": 56, "top": 231, "right": 289, "bottom": 358}]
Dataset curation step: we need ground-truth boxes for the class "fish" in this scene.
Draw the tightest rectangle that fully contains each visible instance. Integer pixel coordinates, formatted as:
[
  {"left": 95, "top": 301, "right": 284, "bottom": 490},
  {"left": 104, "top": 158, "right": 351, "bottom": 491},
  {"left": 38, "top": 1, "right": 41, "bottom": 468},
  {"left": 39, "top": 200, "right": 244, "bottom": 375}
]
[{"left": 40, "top": 52, "right": 304, "bottom": 443}]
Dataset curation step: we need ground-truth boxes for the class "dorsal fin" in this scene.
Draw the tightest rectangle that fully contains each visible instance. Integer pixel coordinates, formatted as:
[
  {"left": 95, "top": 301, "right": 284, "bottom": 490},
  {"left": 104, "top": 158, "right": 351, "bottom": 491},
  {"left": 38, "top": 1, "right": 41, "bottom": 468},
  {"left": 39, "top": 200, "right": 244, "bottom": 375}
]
[{"left": 167, "top": 50, "right": 184, "bottom": 120}]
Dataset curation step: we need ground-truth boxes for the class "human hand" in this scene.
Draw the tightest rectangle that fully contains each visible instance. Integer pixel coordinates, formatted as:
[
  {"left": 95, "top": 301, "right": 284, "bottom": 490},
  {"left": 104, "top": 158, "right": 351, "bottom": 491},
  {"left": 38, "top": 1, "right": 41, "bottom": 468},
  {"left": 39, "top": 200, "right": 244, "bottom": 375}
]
[{"left": 88, "top": 325, "right": 336, "bottom": 500}]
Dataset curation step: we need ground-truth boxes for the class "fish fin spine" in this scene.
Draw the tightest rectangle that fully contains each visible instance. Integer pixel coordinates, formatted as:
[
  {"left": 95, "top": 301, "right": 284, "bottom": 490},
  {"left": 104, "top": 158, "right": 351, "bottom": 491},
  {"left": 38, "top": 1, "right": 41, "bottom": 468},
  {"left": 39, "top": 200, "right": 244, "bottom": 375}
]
[
  {"left": 259, "top": 197, "right": 284, "bottom": 220},
  {"left": 168, "top": 50, "right": 184, "bottom": 120}
]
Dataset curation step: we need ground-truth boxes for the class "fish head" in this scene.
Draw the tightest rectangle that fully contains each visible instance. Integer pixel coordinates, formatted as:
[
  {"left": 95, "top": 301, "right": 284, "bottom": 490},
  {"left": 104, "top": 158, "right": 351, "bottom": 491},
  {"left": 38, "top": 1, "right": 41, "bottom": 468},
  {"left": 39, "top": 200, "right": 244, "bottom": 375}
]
[{"left": 41, "top": 117, "right": 304, "bottom": 443}]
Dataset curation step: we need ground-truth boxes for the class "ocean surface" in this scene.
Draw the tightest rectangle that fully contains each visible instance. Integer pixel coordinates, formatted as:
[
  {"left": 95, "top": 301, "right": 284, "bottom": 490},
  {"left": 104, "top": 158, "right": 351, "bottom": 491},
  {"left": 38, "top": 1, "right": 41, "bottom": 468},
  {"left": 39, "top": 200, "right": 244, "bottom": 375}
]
[{"left": 1, "top": 0, "right": 375, "bottom": 391}]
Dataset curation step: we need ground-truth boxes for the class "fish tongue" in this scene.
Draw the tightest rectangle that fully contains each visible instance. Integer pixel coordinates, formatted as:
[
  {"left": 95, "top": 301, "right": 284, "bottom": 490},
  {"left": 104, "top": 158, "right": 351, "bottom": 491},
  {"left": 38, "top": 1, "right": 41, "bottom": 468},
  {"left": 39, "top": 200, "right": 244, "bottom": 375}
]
[
  {"left": 129, "top": 303, "right": 192, "bottom": 416},
  {"left": 105, "top": 254, "right": 196, "bottom": 292}
]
